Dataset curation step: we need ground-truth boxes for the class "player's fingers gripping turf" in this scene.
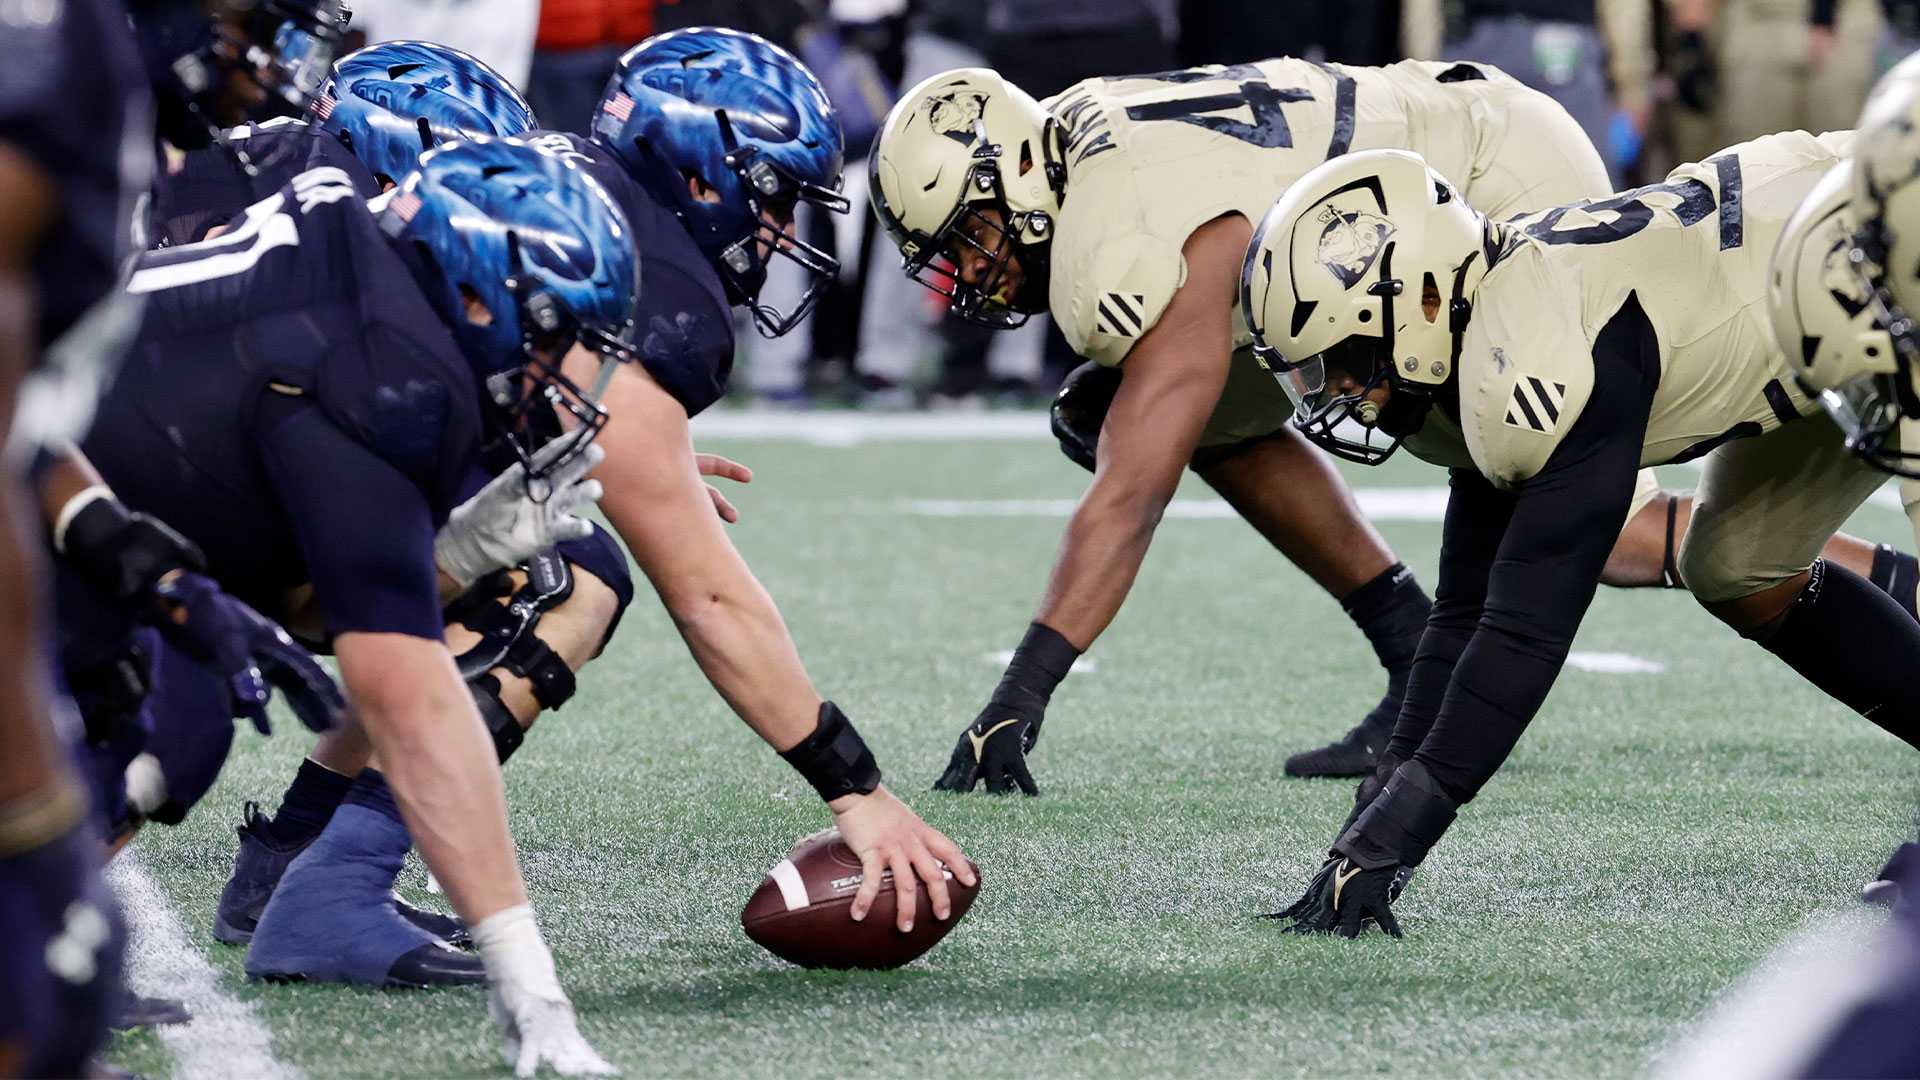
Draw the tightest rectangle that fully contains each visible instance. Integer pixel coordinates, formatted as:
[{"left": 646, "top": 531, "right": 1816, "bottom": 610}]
[
  {"left": 887, "top": 848, "right": 919, "bottom": 932},
  {"left": 933, "top": 730, "right": 982, "bottom": 792},
  {"left": 1266, "top": 859, "right": 1337, "bottom": 922},
  {"left": 987, "top": 752, "right": 1038, "bottom": 796},
  {"left": 908, "top": 839, "right": 952, "bottom": 921}
]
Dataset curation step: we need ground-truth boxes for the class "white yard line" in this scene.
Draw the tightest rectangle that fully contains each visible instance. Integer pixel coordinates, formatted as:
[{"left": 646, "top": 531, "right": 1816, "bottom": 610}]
[
  {"left": 1565, "top": 651, "right": 1667, "bottom": 675},
  {"left": 692, "top": 409, "right": 1051, "bottom": 445},
  {"left": 107, "top": 856, "right": 299, "bottom": 1080},
  {"left": 904, "top": 488, "right": 1453, "bottom": 522},
  {"left": 987, "top": 649, "right": 1098, "bottom": 674}
]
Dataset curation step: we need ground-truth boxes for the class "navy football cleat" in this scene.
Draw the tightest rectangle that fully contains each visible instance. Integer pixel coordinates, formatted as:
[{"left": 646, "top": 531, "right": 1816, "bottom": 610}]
[
  {"left": 244, "top": 803, "right": 484, "bottom": 988},
  {"left": 215, "top": 802, "right": 472, "bottom": 950},
  {"left": 1864, "top": 842, "right": 1917, "bottom": 909}
]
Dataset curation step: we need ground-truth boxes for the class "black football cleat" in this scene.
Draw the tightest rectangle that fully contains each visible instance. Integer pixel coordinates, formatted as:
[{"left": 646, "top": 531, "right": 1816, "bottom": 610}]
[
  {"left": 1283, "top": 718, "right": 1388, "bottom": 779},
  {"left": 216, "top": 802, "right": 471, "bottom": 949},
  {"left": 109, "top": 991, "right": 191, "bottom": 1031}
]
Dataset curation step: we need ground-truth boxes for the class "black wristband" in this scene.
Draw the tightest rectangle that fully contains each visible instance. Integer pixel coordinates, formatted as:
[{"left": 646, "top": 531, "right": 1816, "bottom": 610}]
[
  {"left": 779, "top": 701, "right": 882, "bottom": 802},
  {"left": 1336, "top": 759, "right": 1458, "bottom": 870},
  {"left": 62, "top": 498, "right": 201, "bottom": 605},
  {"left": 991, "top": 622, "right": 1081, "bottom": 709}
]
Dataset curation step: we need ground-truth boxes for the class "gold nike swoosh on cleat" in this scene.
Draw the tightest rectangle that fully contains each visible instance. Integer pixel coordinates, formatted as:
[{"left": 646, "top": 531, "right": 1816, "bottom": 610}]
[
  {"left": 1332, "top": 861, "right": 1363, "bottom": 909},
  {"left": 967, "top": 718, "right": 1023, "bottom": 762}
]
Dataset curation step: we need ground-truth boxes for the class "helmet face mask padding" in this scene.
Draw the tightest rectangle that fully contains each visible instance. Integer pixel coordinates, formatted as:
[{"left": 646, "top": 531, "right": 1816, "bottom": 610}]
[
  {"left": 1242, "top": 150, "right": 1488, "bottom": 464},
  {"left": 870, "top": 68, "right": 1067, "bottom": 329}
]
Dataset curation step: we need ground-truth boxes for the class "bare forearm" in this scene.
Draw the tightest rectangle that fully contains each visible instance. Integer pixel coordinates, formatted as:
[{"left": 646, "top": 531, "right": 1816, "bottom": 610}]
[
  {"left": 666, "top": 561, "right": 821, "bottom": 753},
  {"left": 1033, "top": 487, "right": 1163, "bottom": 649}
]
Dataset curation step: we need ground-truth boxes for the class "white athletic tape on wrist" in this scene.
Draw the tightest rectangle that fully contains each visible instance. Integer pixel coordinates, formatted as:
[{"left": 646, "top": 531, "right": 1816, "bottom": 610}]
[{"left": 473, "top": 903, "right": 564, "bottom": 1001}]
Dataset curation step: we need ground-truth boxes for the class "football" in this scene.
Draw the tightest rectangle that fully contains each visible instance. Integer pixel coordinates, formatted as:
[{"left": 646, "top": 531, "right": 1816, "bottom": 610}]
[{"left": 741, "top": 829, "right": 981, "bottom": 969}]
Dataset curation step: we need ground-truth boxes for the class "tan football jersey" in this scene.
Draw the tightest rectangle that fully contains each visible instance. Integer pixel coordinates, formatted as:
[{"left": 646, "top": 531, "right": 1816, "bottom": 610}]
[
  {"left": 1043, "top": 57, "right": 1610, "bottom": 368},
  {"left": 1458, "top": 130, "right": 1854, "bottom": 490}
]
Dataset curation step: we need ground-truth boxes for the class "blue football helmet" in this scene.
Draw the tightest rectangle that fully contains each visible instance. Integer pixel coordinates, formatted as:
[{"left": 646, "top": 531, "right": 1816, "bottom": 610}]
[
  {"left": 379, "top": 136, "right": 640, "bottom": 483},
  {"left": 309, "top": 41, "right": 537, "bottom": 188},
  {"left": 591, "top": 27, "right": 849, "bottom": 338},
  {"left": 130, "top": 0, "right": 351, "bottom": 154}
]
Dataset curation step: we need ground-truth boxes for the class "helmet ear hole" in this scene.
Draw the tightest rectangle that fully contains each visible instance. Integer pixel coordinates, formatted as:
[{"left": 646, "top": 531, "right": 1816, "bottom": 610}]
[
  {"left": 1421, "top": 272, "right": 1441, "bottom": 323},
  {"left": 1018, "top": 139, "right": 1034, "bottom": 177},
  {"left": 417, "top": 116, "right": 434, "bottom": 151}
]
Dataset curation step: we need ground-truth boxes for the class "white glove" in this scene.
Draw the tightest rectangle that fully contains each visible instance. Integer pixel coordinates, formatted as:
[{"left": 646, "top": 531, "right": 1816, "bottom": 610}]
[
  {"left": 475, "top": 905, "right": 617, "bottom": 1078},
  {"left": 435, "top": 441, "right": 606, "bottom": 589}
]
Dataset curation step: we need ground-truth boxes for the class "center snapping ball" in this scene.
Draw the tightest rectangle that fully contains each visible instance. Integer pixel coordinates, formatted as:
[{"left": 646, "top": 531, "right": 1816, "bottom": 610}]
[{"left": 741, "top": 829, "right": 980, "bottom": 969}]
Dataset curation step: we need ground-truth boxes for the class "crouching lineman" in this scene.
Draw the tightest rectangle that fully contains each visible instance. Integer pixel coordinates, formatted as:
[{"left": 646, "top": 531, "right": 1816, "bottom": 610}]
[
  {"left": 217, "top": 27, "right": 974, "bottom": 985},
  {"left": 866, "top": 60, "right": 1908, "bottom": 791},
  {"left": 1242, "top": 136, "right": 1920, "bottom": 937},
  {"left": 1771, "top": 52, "right": 1920, "bottom": 913},
  {"left": 84, "top": 137, "right": 632, "bottom": 1071}
]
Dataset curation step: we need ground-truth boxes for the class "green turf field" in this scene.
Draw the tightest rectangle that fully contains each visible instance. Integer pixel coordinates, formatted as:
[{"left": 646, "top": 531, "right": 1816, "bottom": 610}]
[{"left": 104, "top": 417, "right": 1920, "bottom": 1079}]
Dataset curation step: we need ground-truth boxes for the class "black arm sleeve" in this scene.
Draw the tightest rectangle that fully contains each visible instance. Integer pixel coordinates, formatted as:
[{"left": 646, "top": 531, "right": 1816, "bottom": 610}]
[
  {"left": 1386, "top": 466, "right": 1517, "bottom": 762},
  {"left": 253, "top": 393, "right": 446, "bottom": 641},
  {"left": 1410, "top": 295, "right": 1662, "bottom": 805}
]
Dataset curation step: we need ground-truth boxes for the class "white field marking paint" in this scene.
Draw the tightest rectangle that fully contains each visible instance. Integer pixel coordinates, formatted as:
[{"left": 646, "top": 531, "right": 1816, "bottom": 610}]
[
  {"left": 107, "top": 856, "right": 299, "bottom": 1080},
  {"left": 902, "top": 488, "right": 1453, "bottom": 522},
  {"left": 691, "top": 409, "right": 1052, "bottom": 446},
  {"left": 987, "top": 649, "right": 1098, "bottom": 674},
  {"left": 1565, "top": 651, "right": 1667, "bottom": 674}
]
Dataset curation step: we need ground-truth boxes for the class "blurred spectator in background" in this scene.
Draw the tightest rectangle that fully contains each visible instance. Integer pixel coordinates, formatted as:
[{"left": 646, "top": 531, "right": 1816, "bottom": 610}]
[
  {"left": 1660, "top": 0, "right": 1877, "bottom": 164},
  {"left": 1181, "top": 0, "right": 1401, "bottom": 66},
  {"left": 1876, "top": 0, "right": 1920, "bottom": 67},
  {"left": 526, "top": 0, "right": 654, "bottom": 133},
  {"left": 1405, "top": 0, "right": 1655, "bottom": 183},
  {"left": 348, "top": 0, "right": 540, "bottom": 85}
]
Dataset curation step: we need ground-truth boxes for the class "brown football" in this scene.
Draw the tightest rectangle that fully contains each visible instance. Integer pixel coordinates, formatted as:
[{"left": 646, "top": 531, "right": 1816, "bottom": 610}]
[{"left": 740, "top": 829, "right": 980, "bottom": 969}]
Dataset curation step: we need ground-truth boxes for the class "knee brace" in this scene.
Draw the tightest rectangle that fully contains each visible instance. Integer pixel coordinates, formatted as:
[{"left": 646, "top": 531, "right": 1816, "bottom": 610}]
[
  {"left": 448, "top": 549, "right": 573, "bottom": 681},
  {"left": 1661, "top": 495, "right": 1684, "bottom": 589}
]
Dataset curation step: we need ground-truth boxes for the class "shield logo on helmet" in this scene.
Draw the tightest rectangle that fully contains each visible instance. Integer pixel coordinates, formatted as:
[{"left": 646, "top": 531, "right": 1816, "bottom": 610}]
[
  {"left": 1314, "top": 207, "right": 1394, "bottom": 290},
  {"left": 924, "top": 91, "right": 989, "bottom": 146}
]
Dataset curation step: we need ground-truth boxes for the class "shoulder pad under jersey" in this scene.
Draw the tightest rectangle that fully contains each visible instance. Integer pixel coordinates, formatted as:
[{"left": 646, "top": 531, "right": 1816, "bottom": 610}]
[{"left": 1459, "top": 247, "right": 1597, "bottom": 488}]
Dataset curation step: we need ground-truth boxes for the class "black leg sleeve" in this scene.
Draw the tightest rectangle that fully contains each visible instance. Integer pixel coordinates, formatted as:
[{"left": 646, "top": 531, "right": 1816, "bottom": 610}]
[
  {"left": 1387, "top": 468, "right": 1516, "bottom": 762},
  {"left": 1756, "top": 560, "right": 1920, "bottom": 750}
]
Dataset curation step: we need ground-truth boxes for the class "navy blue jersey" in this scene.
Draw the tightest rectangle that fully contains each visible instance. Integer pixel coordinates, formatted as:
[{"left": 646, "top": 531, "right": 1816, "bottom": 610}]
[
  {"left": 149, "top": 118, "right": 382, "bottom": 248},
  {"left": 525, "top": 130, "right": 735, "bottom": 416},
  {"left": 82, "top": 168, "right": 478, "bottom": 638}
]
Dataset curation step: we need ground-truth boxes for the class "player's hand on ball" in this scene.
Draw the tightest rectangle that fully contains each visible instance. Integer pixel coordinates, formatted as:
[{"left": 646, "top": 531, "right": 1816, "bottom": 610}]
[
  {"left": 487, "top": 986, "right": 617, "bottom": 1078},
  {"left": 828, "top": 784, "right": 977, "bottom": 932},
  {"left": 933, "top": 704, "right": 1041, "bottom": 795},
  {"left": 1276, "top": 856, "right": 1405, "bottom": 939}
]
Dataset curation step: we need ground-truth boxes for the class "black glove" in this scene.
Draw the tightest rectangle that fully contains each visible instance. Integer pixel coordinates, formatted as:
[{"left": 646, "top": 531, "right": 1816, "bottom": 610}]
[
  {"left": 152, "top": 572, "right": 346, "bottom": 735},
  {"left": 61, "top": 495, "right": 343, "bottom": 736},
  {"left": 934, "top": 703, "right": 1042, "bottom": 795},
  {"left": 1672, "top": 30, "right": 1716, "bottom": 115},
  {"left": 1264, "top": 853, "right": 1413, "bottom": 926},
  {"left": 1276, "top": 856, "right": 1405, "bottom": 938}
]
